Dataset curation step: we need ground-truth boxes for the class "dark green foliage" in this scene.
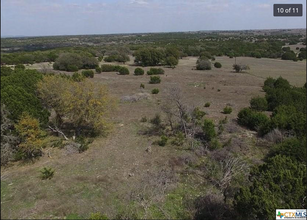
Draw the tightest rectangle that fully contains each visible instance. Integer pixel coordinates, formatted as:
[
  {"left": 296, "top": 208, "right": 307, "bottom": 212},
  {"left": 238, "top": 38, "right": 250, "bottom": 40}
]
[
  {"left": 298, "top": 51, "right": 306, "bottom": 59},
  {"left": 149, "top": 76, "right": 161, "bottom": 84},
  {"left": 158, "top": 135, "right": 168, "bottom": 146},
  {"left": 237, "top": 108, "right": 270, "bottom": 131},
  {"left": 147, "top": 68, "right": 165, "bottom": 75},
  {"left": 1, "top": 105, "right": 19, "bottom": 165},
  {"left": 204, "top": 102, "right": 211, "bottom": 107},
  {"left": 192, "top": 107, "right": 206, "bottom": 120},
  {"left": 82, "top": 70, "right": 94, "bottom": 78},
  {"left": 53, "top": 53, "right": 98, "bottom": 71},
  {"left": 1, "top": 69, "right": 49, "bottom": 124},
  {"left": 104, "top": 54, "right": 130, "bottom": 63},
  {"left": 222, "top": 106, "right": 232, "bottom": 114},
  {"left": 165, "top": 56, "right": 179, "bottom": 68},
  {"left": 72, "top": 72, "right": 85, "bottom": 82},
  {"left": 234, "top": 155, "right": 307, "bottom": 220},
  {"left": 250, "top": 96, "right": 268, "bottom": 111},
  {"left": 0, "top": 66, "right": 13, "bottom": 76},
  {"left": 151, "top": 88, "right": 160, "bottom": 94},
  {"left": 281, "top": 51, "right": 297, "bottom": 60},
  {"left": 118, "top": 67, "right": 130, "bottom": 75},
  {"left": 269, "top": 137, "right": 306, "bottom": 163},
  {"left": 40, "top": 167, "right": 55, "bottom": 180},
  {"left": 134, "top": 47, "right": 165, "bottom": 66},
  {"left": 202, "top": 119, "right": 216, "bottom": 141},
  {"left": 95, "top": 66, "right": 102, "bottom": 73},
  {"left": 214, "top": 62, "right": 222, "bottom": 68},
  {"left": 100, "top": 64, "right": 122, "bottom": 72},
  {"left": 134, "top": 67, "right": 145, "bottom": 75},
  {"left": 271, "top": 105, "right": 306, "bottom": 137},
  {"left": 196, "top": 59, "right": 211, "bottom": 70},
  {"left": 263, "top": 77, "right": 276, "bottom": 92},
  {"left": 15, "top": 64, "right": 26, "bottom": 70},
  {"left": 140, "top": 83, "right": 145, "bottom": 89}
]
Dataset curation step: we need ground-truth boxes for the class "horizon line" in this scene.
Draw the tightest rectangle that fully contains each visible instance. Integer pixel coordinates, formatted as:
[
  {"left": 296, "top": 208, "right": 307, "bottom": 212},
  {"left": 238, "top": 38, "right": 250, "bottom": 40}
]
[{"left": 1, "top": 27, "right": 306, "bottom": 39}]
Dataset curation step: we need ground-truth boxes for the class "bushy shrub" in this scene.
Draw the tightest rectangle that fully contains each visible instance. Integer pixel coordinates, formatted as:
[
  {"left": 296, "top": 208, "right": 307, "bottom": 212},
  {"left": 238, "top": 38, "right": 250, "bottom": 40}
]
[
  {"left": 15, "top": 64, "right": 26, "bottom": 70},
  {"left": 149, "top": 76, "right": 161, "bottom": 84},
  {"left": 40, "top": 167, "right": 54, "bottom": 180},
  {"left": 192, "top": 107, "right": 206, "bottom": 120},
  {"left": 150, "top": 114, "right": 162, "bottom": 127},
  {"left": 101, "top": 64, "right": 122, "bottom": 72},
  {"left": 281, "top": 51, "right": 297, "bottom": 61},
  {"left": 82, "top": 70, "right": 94, "bottom": 78},
  {"left": 151, "top": 88, "right": 159, "bottom": 94},
  {"left": 95, "top": 66, "right": 102, "bottom": 73},
  {"left": 237, "top": 108, "right": 270, "bottom": 131},
  {"left": 134, "top": 67, "right": 144, "bottom": 75},
  {"left": 196, "top": 59, "right": 212, "bottom": 70},
  {"left": 222, "top": 106, "right": 232, "bottom": 114},
  {"left": 202, "top": 119, "right": 216, "bottom": 141},
  {"left": 233, "top": 64, "right": 250, "bottom": 73},
  {"left": 158, "top": 135, "right": 168, "bottom": 146},
  {"left": 204, "top": 102, "right": 211, "bottom": 107},
  {"left": 53, "top": 53, "right": 98, "bottom": 71},
  {"left": 165, "top": 56, "right": 178, "bottom": 68},
  {"left": 214, "top": 62, "right": 222, "bottom": 68},
  {"left": 209, "top": 138, "right": 222, "bottom": 150},
  {"left": 250, "top": 96, "right": 268, "bottom": 111},
  {"left": 118, "top": 67, "right": 130, "bottom": 75},
  {"left": 147, "top": 68, "right": 165, "bottom": 75},
  {"left": 140, "top": 83, "right": 145, "bottom": 89},
  {"left": 72, "top": 72, "right": 85, "bottom": 82}
]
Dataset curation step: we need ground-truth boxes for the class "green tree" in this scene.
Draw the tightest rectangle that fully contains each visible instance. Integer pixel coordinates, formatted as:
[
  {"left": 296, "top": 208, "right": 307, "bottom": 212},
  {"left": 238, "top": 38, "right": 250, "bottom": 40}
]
[
  {"left": 234, "top": 155, "right": 306, "bottom": 220},
  {"left": 165, "top": 56, "right": 178, "bottom": 68}
]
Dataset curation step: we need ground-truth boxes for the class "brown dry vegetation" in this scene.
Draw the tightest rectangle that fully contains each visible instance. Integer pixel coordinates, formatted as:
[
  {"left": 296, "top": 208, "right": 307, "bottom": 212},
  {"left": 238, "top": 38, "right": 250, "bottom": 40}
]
[{"left": 1, "top": 56, "right": 306, "bottom": 219}]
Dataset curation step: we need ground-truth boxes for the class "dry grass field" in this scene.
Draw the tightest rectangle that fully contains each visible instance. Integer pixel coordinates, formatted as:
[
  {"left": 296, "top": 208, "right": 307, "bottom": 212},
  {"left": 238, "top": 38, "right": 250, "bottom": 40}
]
[{"left": 1, "top": 56, "right": 306, "bottom": 219}]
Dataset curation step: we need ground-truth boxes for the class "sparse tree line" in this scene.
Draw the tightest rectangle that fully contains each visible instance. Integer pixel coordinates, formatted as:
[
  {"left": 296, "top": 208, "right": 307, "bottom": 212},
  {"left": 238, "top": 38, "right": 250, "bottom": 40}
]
[{"left": 1, "top": 66, "right": 116, "bottom": 165}]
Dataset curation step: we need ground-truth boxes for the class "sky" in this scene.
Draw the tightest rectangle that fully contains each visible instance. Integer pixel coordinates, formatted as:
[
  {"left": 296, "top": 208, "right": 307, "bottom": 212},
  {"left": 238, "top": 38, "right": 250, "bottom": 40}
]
[{"left": 1, "top": 0, "right": 306, "bottom": 37}]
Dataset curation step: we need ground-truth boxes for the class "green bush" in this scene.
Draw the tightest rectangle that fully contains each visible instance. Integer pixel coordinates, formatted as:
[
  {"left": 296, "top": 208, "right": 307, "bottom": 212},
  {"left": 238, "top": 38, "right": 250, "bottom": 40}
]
[
  {"left": 15, "top": 64, "right": 26, "bottom": 70},
  {"left": 214, "top": 62, "right": 222, "bottom": 68},
  {"left": 95, "top": 66, "right": 102, "bottom": 73},
  {"left": 151, "top": 88, "right": 160, "bottom": 94},
  {"left": 222, "top": 106, "right": 232, "bottom": 114},
  {"left": 140, "top": 83, "right": 145, "bottom": 89},
  {"left": 233, "top": 64, "right": 250, "bottom": 73},
  {"left": 250, "top": 96, "right": 268, "bottom": 111},
  {"left": 72, "top": 72, "right": 85, "bottom": 82},
  {"left": 40, "top": 167, "right": 54, "bottom": 180},
  {"left": 281, "top": 51, "right": 297, "bottom": 60},
  {"left": 82, "top": 70, "right": 94, "bottom": 78},
  {"left": 202, "top": 119, "right": 216, "bottom": 141},
  {"left": 237, "top": 108, "right": 270, "bottom": 131},
  {"left": 149, "top": 76, "right": 161, "bottom": 84},
  {"left": 158, "top": 135, "right": 168, "bottom": 146},
  {"left": 204, "top": 102, "right": 211, "bottom": 107},
  {"left": 196, "top": 59, "right": 211, "bottom": 70},
  {"left": 101, "top": 64, "right": 122, "bottom": 72},
  {"left": 209, "top": 138, "right": 221, "bottom": 150},
  {"left": 147, "top": 68, "right": 165, "bottom": 75},
  {"left": 192, "top": 107, "right": 206, "bottom": 120},
  {"left": 134, "top": 67, "right": 145, "bottom": 75},
  {"left": 118, "top": 67, "right": 130, "bottom": 75}
]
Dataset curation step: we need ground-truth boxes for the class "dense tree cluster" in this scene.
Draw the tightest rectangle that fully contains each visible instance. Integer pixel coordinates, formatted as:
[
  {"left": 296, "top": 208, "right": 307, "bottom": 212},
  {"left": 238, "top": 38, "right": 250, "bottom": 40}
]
[{"left": 53, "top": 53, "right": 98, "bottom": 72}]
